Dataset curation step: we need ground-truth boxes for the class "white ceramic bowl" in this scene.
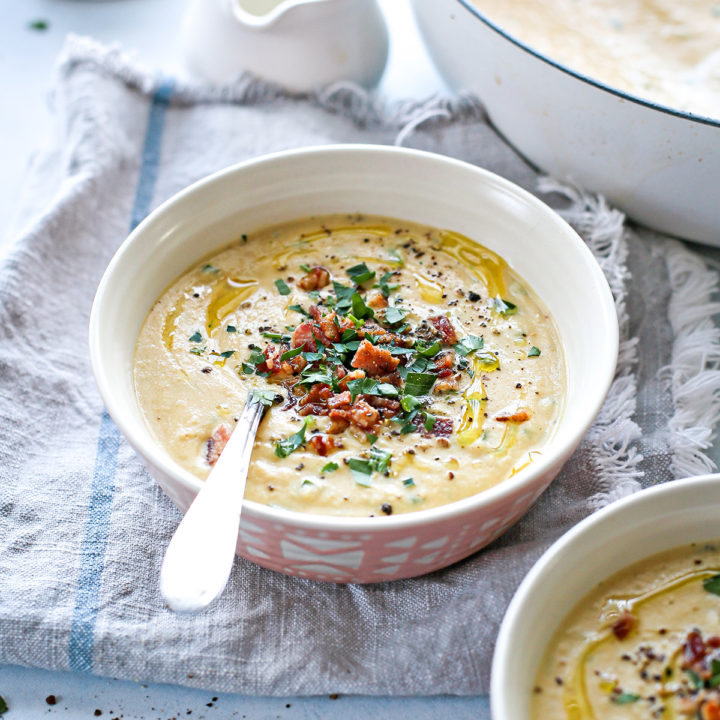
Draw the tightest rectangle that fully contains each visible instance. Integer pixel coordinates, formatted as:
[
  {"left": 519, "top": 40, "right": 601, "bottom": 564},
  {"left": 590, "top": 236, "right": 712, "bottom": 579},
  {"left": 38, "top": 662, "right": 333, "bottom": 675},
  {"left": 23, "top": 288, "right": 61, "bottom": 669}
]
[
  {"left": 411, "top": 0, "right": 720, "bottom": 246},
  {"left": 492, "top": 473, "right": 720, "bottom": 719},
  {"left": 89, "top": 144, "right": 618, "bottom": 583}
]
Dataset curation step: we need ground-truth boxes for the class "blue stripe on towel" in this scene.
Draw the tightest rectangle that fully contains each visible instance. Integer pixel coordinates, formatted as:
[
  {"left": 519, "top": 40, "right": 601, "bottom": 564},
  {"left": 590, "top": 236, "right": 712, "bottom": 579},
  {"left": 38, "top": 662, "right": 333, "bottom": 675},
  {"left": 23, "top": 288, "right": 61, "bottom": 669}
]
[{"left": 69, "top": 77, "right": 175, "bottom": 673}]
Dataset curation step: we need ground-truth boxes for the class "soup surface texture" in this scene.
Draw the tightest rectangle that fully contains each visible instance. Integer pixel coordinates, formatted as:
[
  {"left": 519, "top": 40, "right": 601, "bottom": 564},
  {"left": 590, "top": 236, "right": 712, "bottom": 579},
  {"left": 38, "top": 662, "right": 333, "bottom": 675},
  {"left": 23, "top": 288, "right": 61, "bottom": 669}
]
[
  {"left": 134, "top": 214, "right": 565, "bottom": 517},
  {"left": 473, "top": 0, "right": 720, "bottom": 119},
  {"left": 532, "top": 540, "right": 720, "bottom": 719}
]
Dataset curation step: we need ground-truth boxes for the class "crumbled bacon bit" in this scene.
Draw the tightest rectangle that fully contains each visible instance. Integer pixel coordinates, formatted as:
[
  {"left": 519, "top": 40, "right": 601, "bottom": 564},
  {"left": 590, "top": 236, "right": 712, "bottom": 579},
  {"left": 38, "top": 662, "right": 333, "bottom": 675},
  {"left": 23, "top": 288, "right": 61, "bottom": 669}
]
[
  {"left": 367, "top": 290, "right": 388, "bottom": 308},
  {"left": 298, "top": 266, "right": 330, "bottom": 291},
  {"left": 291, "top": 322, "right": 317, "bottom": 352},
  {"left": 411, "top": 414, "right": 453, "bottom": 437},
  {"left": 683, "top": 630, "right": 708, "bottom": 667},
  {"left": 495, "top": 410, "right": 531, "bottom": 423},
  {"left": 206, "top": 424, "right": 232, "bottom": 465},
  {"left": 701, "top": 699, "right": 720, "bottom": 720},
  {"left": 338, "top": 368, "right": 365, "bottom": 391},
  {"left": 428, "top": 315, "right": 458, "bottom": 345},
  {"left": 611, "top": 611, "right": 636, "bottom": 641},
  {"left": 310, "top": 434, "right": 336, "bottom": 456},
  {"left": 258, "top": 344, "right": 307, "bottom": 378},
  {"left": 351, "top": 339, "right": 400, "bottom": 376},
  {"left": 328, "top": 410, "right": 350, "bottom": 434},
  {"left": 327, "top": 391, "right": 352, "bottom": 410},
  {"left": 348, "top": 397, "right": 380, "bottom": 430}
]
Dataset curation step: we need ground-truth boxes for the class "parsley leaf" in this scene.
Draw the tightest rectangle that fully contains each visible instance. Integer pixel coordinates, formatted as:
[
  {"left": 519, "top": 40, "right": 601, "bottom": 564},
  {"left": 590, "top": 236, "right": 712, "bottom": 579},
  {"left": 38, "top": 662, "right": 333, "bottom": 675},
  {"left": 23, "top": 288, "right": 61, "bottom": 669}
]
[
  {"left": 348, "top": 458, "right": 373, "bottom": 486},
  {"left": 299, "top": 263, "right": 312, "bottom": 273},
  {"left": 347, "top": 262, "right": 376, "bottom": 285},
  {"left": 703, "top": 573, "right": 720, "bottom": 596},
  {"left": 333, "top": 281, "right": 356, "bottom": 312},
  {"left": 288, "top": 304, "right": 310, "bottom": 317},
  {"left": 384, "top": 306, "right": 406, "bottom": 325},
  {"left": 249, "top": 389, "right": 279, "bottom": 407},
  {"left": 416, "top": 341, "right": 441, "bottom": 358},
  {"left": 369, "top": 446, "right": 392, "bottom": 474},
  {"left": 274, "top": 278, "right": 291, "bottom": 295},
  {"left": 0, "top": 695, "right": 7, "bottom": 714},
  {"left": 454, "top": 335, "right": 484, "bottom": 356},
  {"left": 280, "top": 346, "right": 303, "bottom": 361},
  {"left": 404, "top": 372, "right": 437, "bottom": 396},
  {"left": 218, "top": 350, "right": 235, "bottom": 359},
  {"left": 611, "top": 693, "right": 640, "bottom": 705},
  {"left": 423, "top": 411, "right": 436, "bottom": 431},
  {"left": 377, "top": 270, "right": 399, "bottom": 298},
  {"left": 322, "top": 461, "right": 339, "bottom": 473},
  {"left": 528, "top": 346, "right": 541, "bottom": 357},
  {"left": 189, "top": 331, "right": 203, "bottom": 342},
  {"left": 492, "top": 297, "right": 518, "bottom": 315},
  {"left": 351, "top": 292, "right": 375, "bottom": 320},
  {"left": 275, "top": 420, "right": 309, "bottom": 458},
  {"left": 402, "top": 477, "right": 415, "bottom": 487}
]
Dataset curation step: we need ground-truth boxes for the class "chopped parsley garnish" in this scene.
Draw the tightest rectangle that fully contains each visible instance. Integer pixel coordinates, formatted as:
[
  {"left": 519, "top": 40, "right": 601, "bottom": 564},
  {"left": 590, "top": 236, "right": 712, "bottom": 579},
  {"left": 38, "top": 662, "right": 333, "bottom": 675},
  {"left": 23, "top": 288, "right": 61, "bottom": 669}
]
[
  {"left": 384, "top": 306, "right": 406, "bottom": 326},
  {"left": 288, "top": 304, "right": 310, "bottom": 317},
  {"left": 274, "top": 278, "right": 291, "bottom": 295},
  {"left": 275, "top": 419, "right": 309, "bottom": 458},
  {"left": 189, "top": 331, "right": 203, "bottom": 342},
  {"left": 299, "top": 263, "right": 312, "bottom": 273},
  {"left": 226, "top": 325, "right": 237, "bottom": 333},
  {"left": 262, "top": 331, "right": 288, "bottom": 342},
  {"left": 528, "top": 346, "right": 541, "bottom": 357},
  {"left": 388, "top": 248, "right": 404, "bottom": 265},
  {"left": 404, "top": 372, "right": 437, "bottom": 396},
  {"left": 242, "top": 348, "right": 266, "bottom": 374},
  {"left": 28, "top": 19, "right": 49, "bottom": 31},
  {"left": 189, "top": 347, "right": 205, "bottom": 356},
  {"left": 298, "top": 369, "right": 334, "bottom": 387},
  {"left": 416, "top": 341, "right": 441, "bottom": 358},
  {"left": 332, "top": 281, "right": 356, "bottom": 312},
  {"left": 202, "top": 263, "right": 220, "bottom": 273},
  {"left": 302, "top": 351, "right": 324, "bottom": 362},
  {"left": 280, "top": 346, "right": 303, "bottom": 361},
  {"left": 492, "top": 297, "right": 518, "bottom": 315},
  {"left": 402, "top": 477, "right": 415, "bottom": 487},
  {"left": 347, "top": 262, "right": 376, "bottom": 285},
  {"left": 0, "top": 695, "right": 7, "bottom": 714},
  {"left": 376, "top": 270, "right": 399, "bottom": 298},
  {"left": 347, "top": 378, "right": 399, "bottom": 402},
  {"left": 218, "top": 350, "right": 235, "bottom": 359},
  {"left": 366, "top": 433, "right": 378, "bottom": 445},
  {"left": 423, "top": 411, "right": 436, "bottom": 431},
  {"left": 369, "top": 446, "right": 392, "bottom": 473},
  {"left": 249, "top": 389, "right": 279, "bottom": 407},
  {"left": 611, "top": 693, "right": 640, "bottom": 705},
  {"left": 400, "top": 394, "right": 422, "bottom": 412},
  {"left": 454, "top": 335, "right": 484, "bottom": 356},
  {"left": 351, "top": 291, "right": 374, "bottom": 320},
  {"left": 703, "top": 573, "right": 720, "bottom": 596},
  {"left": 348, "top": 458, "right": 373, "bottom": 486},
  {"left": 686, "top": 669, "right": 704, "bottom": 689},
  {"left": 321, "top": 461, "right": 339, "bottom": 473}
]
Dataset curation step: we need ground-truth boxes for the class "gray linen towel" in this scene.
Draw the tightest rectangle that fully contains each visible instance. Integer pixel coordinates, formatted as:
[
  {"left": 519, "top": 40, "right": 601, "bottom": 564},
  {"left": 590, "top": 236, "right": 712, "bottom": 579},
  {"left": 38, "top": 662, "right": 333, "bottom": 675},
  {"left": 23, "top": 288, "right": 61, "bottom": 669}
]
[{"left": 2, "top": 36, "right": 720, "bottom": 695}]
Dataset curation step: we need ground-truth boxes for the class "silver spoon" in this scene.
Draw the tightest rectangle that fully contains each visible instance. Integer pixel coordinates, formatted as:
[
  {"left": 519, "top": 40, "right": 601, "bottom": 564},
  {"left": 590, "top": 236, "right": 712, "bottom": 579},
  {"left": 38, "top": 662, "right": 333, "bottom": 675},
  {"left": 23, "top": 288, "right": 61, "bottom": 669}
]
[{"left": 160, "top": 390, "right": 275, "bottom": 613}]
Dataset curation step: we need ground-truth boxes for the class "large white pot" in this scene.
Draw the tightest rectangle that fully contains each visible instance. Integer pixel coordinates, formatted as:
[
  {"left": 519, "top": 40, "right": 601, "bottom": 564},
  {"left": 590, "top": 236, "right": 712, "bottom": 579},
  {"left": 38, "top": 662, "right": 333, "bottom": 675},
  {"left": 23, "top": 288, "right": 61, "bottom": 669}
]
[{"left": 411, "top": 0, "right": 720, "bottom": 246}]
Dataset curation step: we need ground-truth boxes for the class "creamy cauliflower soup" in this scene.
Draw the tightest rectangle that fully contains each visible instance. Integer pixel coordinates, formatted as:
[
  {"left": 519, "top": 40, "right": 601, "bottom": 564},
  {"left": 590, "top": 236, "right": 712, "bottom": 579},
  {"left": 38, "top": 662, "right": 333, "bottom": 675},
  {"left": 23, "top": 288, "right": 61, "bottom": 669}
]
[
  {"left": 473, "top": 0, "right": 720, "bottom": 119},
  {"left": 134, "top": 214, "right": 565, "bottom": 517},
  {"left": 532, "top": 541, "right": 720, "bottom": 719}
]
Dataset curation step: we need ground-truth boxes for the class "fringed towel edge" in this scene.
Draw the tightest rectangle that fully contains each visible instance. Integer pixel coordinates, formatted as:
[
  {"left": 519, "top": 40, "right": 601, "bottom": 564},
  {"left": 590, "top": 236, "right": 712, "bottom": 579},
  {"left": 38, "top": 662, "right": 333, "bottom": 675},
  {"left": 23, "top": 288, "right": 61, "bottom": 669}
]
[{"left": 662, "top": 239, "right": 720, "bottom": 478}]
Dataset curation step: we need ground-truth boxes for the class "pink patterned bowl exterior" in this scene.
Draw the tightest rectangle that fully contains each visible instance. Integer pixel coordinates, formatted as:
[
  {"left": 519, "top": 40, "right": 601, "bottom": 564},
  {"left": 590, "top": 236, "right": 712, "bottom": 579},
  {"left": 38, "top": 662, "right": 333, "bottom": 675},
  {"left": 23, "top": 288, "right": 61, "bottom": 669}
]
[{"left": 90, "top": 145, "right": 618, "bottom": 584}]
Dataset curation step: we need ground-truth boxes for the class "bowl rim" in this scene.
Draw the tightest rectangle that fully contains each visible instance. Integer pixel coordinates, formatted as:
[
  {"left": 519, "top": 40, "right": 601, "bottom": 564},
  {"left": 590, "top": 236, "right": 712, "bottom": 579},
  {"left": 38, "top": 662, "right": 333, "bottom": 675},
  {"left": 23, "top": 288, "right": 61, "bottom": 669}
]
[
  {"left": 89, "top": 143, "right": 619, "bottom": 532},
  {"left": 454, "top": 0, "right": 720, "bottom": 129},
  {"left": 490, "top": 472, "right": 720, "bottom": 719}
]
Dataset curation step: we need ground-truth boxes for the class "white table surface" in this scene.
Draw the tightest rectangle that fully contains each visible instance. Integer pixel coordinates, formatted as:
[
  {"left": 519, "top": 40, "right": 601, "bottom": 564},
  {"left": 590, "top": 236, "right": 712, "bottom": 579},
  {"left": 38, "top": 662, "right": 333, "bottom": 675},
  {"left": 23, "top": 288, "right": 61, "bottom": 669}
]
[{"left": 0, "top": 1, "right": 491, "bottom": 717}]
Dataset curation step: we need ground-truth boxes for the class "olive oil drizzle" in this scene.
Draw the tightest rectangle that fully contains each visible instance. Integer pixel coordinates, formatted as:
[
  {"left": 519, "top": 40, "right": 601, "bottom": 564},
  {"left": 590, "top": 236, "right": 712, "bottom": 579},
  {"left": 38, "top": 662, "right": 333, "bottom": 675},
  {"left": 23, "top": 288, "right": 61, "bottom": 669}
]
[{"left": 563, "top": 567, "right": 720, "bottom": 719}]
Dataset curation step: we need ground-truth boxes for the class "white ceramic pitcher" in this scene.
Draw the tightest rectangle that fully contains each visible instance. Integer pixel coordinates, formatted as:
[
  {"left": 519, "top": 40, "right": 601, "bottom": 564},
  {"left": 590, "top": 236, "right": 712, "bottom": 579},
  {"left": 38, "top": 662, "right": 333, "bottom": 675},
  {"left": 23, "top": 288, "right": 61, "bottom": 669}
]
[{"left": 181, "top": 0, "right": 389, "bottom": 91}]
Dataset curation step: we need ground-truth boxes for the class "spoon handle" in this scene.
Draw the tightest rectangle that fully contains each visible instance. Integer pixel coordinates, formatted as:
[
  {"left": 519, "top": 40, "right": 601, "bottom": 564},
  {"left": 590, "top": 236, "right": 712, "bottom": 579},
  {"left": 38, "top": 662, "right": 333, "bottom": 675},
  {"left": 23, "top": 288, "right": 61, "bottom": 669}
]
[{"left": 160, "top": 395, "right": 267, "bottom": 613}]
